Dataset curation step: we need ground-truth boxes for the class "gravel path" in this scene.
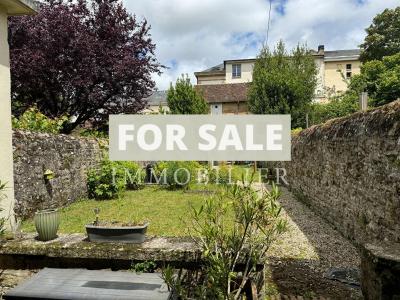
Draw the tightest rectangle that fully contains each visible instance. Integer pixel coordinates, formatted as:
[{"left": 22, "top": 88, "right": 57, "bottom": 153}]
[
  {"left": 267, "top": 185, "right": 360, "bottom": 271},
  {"left": 262, "top": 185, "right": 362, "bottom": 299}
]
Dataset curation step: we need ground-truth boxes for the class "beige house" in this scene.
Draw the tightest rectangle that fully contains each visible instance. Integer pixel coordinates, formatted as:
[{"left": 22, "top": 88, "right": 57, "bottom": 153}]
[
  {"left": 0, "top": 0, "right": 37, "bottom": 226},
  {"left": 195, "top": 45, "right": 361, "bottom": 113},
  {"left": 141, "top": 90, "right": 170, "bottom": 114}
]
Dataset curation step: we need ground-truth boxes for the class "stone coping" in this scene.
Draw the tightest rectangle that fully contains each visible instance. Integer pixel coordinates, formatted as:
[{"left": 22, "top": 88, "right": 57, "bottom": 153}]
[
  {"left": 0, "top": 234, "right": 202, "bottom": 268},
  {"left": 363, "top": 242, "right": 400, "bottom": 264},
  {"left": 361, "top": 242, "right": 400, "bottom": 299}
]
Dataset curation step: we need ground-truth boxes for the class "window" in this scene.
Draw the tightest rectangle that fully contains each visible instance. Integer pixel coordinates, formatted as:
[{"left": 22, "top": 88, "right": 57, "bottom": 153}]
[
  {"left": 232, "top": 64, "right": 241, "bottom": 78},
  {"left": 346, "top": 64, "right": 352, "bottom": 79}
]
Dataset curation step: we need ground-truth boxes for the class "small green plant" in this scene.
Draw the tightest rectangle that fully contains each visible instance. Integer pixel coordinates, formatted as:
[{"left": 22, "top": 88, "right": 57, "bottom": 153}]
[
  {"left": 87, "top": 160, "right": 144, "bottom": 200},
  {"left": 93, "top": 207, "right": 100, "bottom": 225},
  {"left": 291, "top": 127, "right": 303, "bottom": 135},
  {"left": 131, "top": 261, "right": 157, "bottom": 273},
  {"left": 87, "top": 160, "right": 126, "bottom": 200},
  {"left": 79, "top": 128, "right": 108, "bottom": 139},
  {"left": 155, "top": 161, "right": 201, "bottom": 189},
  {"left": 12, "top": 106, "right": 68, "bottom": 133},
  {"left": 0, "top": 181, "right": 8, "bottom": 236}
]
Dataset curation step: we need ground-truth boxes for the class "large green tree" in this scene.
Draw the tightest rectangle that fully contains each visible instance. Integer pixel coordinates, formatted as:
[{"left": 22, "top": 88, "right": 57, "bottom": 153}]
[
  {"left": 360, "top": 6, "right": 400, "bottom": 62},
  {"left": 167, "top": 74, "right": 209, "bottom": 114},
  {"left": 248, "top": 41, "right": 317, "bottom": 128},
  {"left": 348, "top": 53, "right": 400, "bottom": 107},
  {"left": 310, "top": 52, "right": 400, "bottom": 125}
]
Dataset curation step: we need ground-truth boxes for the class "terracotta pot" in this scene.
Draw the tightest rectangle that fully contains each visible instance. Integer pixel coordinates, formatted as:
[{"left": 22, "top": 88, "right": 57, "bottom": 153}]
[{"left": 34, "top": 209, "right": 60, "bottom": 241}]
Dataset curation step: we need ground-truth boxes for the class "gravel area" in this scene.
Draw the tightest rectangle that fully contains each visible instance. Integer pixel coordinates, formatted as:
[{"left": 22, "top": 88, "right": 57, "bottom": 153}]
[
  {"left": 0, "top": 270, "right": 37, "bottom": 298},
  {"left": 268, "top": 185, "right": 361, "bottom": 271},
  {"left": 263, "top": 185, "right": 362, "bottom": 299}
]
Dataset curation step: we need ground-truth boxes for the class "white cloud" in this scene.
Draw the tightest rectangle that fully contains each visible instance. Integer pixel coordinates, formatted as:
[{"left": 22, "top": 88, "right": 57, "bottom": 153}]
[{"left": 123, "top": 0, "right": 399, "bottom": 90}]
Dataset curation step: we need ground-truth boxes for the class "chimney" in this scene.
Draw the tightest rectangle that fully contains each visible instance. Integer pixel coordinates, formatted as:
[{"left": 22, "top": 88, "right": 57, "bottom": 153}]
[{"left": 318, "top": 45, "right": 325, "bottom": 54}]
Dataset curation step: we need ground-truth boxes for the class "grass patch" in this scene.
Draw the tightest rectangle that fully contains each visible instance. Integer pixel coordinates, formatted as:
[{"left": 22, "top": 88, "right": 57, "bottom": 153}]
[{"left": 22, "top": 186, "right": 216, "bottom": 236}]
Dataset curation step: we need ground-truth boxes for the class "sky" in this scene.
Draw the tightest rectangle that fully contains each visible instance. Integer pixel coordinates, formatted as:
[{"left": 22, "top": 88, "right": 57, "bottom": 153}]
[{"left": 123, "top": 0, "right": 399, "bottom": 91}]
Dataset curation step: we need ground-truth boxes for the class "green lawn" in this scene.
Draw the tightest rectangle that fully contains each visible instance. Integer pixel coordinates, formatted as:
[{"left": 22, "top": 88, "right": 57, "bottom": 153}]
[
  {"left": 21, "top": 165, "right": 260, "bottom": 237},
  {"left": 22, "top": 186, "right": 213, "bottom": 236}
]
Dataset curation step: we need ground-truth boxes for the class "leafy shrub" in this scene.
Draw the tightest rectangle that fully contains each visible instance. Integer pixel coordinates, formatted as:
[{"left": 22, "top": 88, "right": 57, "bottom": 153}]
[
  {"left": 309, "top": 93, "right": 359, "bottom": 125},
  {"left": 87, "top": 160, "right": 144, "bottom": 200},
  {"left": 12, "top": 107, "right": 68, "bottom": 133},
  {"left": 87, "top": 160, "right": 125, "bottom": 200},
  {"left": 208, "top": 163, "right": 240, "bottom": 185},
  {"left": 155, "top": 161, "right": 201, "bottom": 189},
  {"left": 116, "top": 161, "right": 145, "bottom": 190},
  {"left": 163, "top": 181, "right": 287, "bottom": 299}
]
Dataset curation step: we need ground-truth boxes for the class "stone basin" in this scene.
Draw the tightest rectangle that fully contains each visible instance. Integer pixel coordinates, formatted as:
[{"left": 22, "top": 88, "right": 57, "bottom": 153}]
[{"left": 85, "top": 223, "right": 149, "bottom": 243}]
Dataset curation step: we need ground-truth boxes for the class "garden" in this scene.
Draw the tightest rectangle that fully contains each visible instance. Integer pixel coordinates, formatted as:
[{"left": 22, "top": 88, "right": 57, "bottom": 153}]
[
  {"left": 21, "top": 161, "right": 260, "bottom": 237},
  {"left": 4, "top": 156, "right": 295, "bottom": 299},
  {"left": 1, "top": 0, "right": 398, "bottom": 298}
]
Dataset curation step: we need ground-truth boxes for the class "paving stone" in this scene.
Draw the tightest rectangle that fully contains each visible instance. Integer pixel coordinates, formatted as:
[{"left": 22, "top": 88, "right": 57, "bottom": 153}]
[{"left": 4, "top": 268, "right": 171, "bottom": 300}]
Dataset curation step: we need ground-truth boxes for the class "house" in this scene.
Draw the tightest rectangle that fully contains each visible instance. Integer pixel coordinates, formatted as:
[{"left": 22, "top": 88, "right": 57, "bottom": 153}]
[
  {"left": 0, "top": 0, "right": 37, "bottom": 226},
  {"left": 195, "top": 45, "right": 361, "bottom": 114},
  {"left": 142, "top": 91, "right": 169, "bottom": 114}
]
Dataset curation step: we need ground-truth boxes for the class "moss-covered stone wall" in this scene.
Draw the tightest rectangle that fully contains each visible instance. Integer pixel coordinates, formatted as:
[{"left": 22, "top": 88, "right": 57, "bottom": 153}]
[
  {"left": 12, "top": 130, "right": 105, "bottom": 219},
  {"left": 275, "top": 100, "right": 400, "bottom": 245}
]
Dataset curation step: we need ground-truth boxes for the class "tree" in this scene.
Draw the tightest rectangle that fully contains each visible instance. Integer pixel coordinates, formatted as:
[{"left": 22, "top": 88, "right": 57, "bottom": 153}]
[
  {"left": 360, "top": 7, "right": 400, "bottom": 62},
  {"left": 310, "top": 52, "right": 400, "bottom": 124},
  {"left": 349, "top": 53, "right": 400, "bottom": 107},
  {"left": 167, "top": 74, "right": 209, "bottom": 114},
  {"left": 9, "top": 0, "right": 162, "bottom": 133},
  {"left": 248, "top": 41, "right": 317, "bottom": 128}
]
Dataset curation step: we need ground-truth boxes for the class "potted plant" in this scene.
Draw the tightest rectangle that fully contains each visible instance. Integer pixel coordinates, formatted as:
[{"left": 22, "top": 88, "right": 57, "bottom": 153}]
[{"left": 85, "top": 208, "right": 149, "bottom": 243}]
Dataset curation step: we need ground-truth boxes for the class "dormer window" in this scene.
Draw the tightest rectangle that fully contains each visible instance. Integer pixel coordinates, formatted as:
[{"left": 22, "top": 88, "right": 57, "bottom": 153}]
[{"left": 232, "top": 64, "right": 241, "bottom": 78}]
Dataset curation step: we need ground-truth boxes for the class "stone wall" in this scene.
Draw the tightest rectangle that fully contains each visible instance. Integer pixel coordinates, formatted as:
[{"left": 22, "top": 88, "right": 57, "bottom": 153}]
[
  {"left": 274, "top": 100, "right": 400, "bottom": 246},
  {"left": 13, "top": 130, "right": 104, "bottom": 219}
]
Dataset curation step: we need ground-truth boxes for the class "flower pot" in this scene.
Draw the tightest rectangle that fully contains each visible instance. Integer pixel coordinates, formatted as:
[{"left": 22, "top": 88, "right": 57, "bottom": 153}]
[
  {"left": 85, "top": 222, "right": 149, "bottom": 243},
  {"left": 34, "top": 209, "right": 60, "bottom": 241}
]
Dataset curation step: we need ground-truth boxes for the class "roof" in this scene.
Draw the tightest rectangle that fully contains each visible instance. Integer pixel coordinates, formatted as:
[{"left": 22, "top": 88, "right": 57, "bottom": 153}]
[
  {"left": 202, "top": 63, "right": 224, "bottom": 73},
  {"left": 195, "top": 83, "right": 249, "bottom": 104},
  {"left": 144, "top": 91, "right": 168, "bottom": 106},
  {"left": 1, "top": 0, "right": 38, "bottom": 15},
  {"left": 325, "top": 49, "right": 360, "bottom": 58},
  {"left": 196, "top": 47, "right": 361, "bottom": 75},
  {"left": 194, "top": 63, "right": 225, "bottom": 77},
  {"left": 324, "top": 49, "right": 361, "bottom": 62}
]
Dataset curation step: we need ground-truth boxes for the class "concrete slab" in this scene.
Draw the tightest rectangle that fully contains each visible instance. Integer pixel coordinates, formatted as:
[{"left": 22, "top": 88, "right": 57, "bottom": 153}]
[{"left": 4, "top": 268, "right": 172, "bottom": 300}]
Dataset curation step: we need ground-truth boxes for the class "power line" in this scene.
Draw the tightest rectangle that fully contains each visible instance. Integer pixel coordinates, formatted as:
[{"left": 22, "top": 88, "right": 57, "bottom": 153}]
[{"left": 265, "top": 0, "right": 272, "bottom": 47}]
